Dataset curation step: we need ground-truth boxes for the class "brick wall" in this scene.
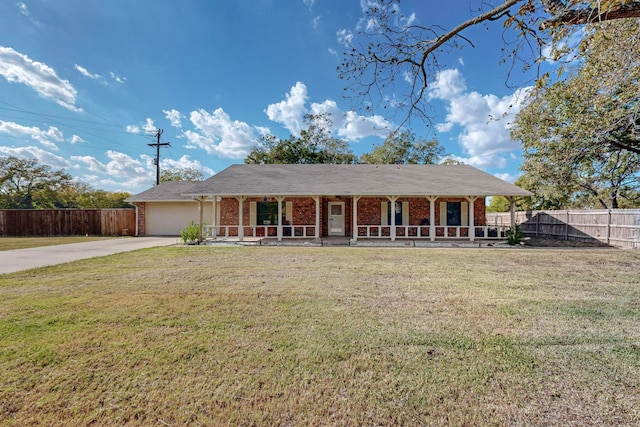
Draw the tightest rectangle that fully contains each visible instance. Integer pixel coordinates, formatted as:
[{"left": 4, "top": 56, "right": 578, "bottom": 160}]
[
  {"left": 135, "top": 203, "right": 146, "bottom": 236},
  {"left": 217, "top": 196, "right": 487, "bottom": 237}
]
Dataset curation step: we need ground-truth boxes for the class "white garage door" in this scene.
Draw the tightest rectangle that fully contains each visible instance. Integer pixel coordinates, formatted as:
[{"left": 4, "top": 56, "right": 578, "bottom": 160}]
[{"left": 146, "top": 202, "right": 204, "bottom": 236}]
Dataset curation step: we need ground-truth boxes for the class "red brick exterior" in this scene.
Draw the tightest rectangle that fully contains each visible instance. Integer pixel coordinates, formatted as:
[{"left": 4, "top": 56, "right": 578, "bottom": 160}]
[
  {"left": 134, "top": 202, "right": 146, "bottom": 236},
  {"left": 216, "top": 196, "right": 486, "bottom": 238}
]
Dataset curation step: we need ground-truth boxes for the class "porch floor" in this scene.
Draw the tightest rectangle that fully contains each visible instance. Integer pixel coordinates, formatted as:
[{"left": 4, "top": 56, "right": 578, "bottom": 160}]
[{"left": 202, "top": 237, "right": 510, "bottom": 248}]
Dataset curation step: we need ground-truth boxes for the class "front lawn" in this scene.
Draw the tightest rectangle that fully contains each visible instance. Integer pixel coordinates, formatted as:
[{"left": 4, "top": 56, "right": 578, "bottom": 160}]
[
  {"left": 1, "top": 247, "right": 638, "bottom": 425},
  {"left": 0, "top": 236, "right": 117, "bottom": 251}
]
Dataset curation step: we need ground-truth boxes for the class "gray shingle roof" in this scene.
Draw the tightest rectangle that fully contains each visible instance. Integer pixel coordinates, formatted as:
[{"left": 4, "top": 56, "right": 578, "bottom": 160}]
[
  {"left": 181, "top": 164, "right": 532, "bottom": 198},
  {"left": 125, "top": 181, "right": 199, "bottom": 202}
]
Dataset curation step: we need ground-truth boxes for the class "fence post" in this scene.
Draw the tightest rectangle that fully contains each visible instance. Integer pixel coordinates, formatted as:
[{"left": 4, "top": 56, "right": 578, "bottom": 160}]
[
  {"left": 606, "top": 209, "right": 611, "bottom": 245},
  {"left": 536, "top": 211, "right": 540, "bottom": 237},
  {"left": 565, "top": 210, "right": 569, "bottom": 241}
]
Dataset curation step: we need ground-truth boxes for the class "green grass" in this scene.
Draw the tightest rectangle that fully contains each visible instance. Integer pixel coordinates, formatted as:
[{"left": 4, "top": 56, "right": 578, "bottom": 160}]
[
  {"left": 1, "top": 247, "right": 639, "bottom": 425},
  {"left": 0, "top": 236, "right": 118, "bottom": 251}
]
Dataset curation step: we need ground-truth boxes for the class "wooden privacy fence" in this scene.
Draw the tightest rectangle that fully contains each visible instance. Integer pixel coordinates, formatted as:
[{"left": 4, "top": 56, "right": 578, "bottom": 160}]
[
  {"left": 0, "top": 209, "right": 135, "bottom": 237},
  {"left": 486, "top": 209, "right": 640, "bottom": 249}
]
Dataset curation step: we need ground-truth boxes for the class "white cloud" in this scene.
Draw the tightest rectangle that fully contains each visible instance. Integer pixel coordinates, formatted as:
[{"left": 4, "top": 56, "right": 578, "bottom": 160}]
[
  {"left": 161, "top": 154, "right": 215, "bottom": 177},
  {"left": 429, "top": 68, "right": 530, "bottom": 169},
  {"left": 428, "top": 69, "right": 466, "bottom": 100},
  {"left": 303, "top": 0, "right": 315, "bottom": 7},
  {"left": 494, "top": 172, "right": 517, "bottom": 183},
  {"left": 337, "top": 29, "right": 353, "bottom": 46},
  {"left": 0, "top": 145, "right": 70, "bottom": 169},
  {"left": 185, "top": 108, "right": 259, "bottom": 158},
  {"left": 109, "top": 71, "right": 126, "bottom": 84},
  {"left": 265, "top": 82, "right": 308, "bottom": 136},
  {"left": 0, "top": 120, "right": 64, "bottom": 149},
  {"left": 265, "top": 83, "right": 392, "bottom": 142},
  {"left": 17, "top": 2, "right": 29, "bottom": 15},
  {"left": 163, "top": 109, "right": 183, "bottom": 128},
  {"left": 70, "top": 135, "right": 85, "bottom": 144},
  {"left": 312, "top": 16, "right": 321, "bottom": 28},
  {"left": 72, "top": 150, "right": 152, "bottom": 188},
  {"left": 74, "top": 64, "right": 102, "bottom": 80},
  {"left": 310, "top": 99, "right": 391, "bottom": 141},
  {"left": 126, "top": 118, "right": 156, "bottom": 134},
  {"left": 0, "top": 46, "right": 80, "bottom": 111}
]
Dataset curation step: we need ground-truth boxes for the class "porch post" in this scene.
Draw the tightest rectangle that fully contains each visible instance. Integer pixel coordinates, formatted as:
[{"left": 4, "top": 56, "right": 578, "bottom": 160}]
[
  {"left": 428, "top": 196, "right": 437, "bottom": 241},
  {"left": 508, "top": 196, "right": 516, "bottom": 229},
  {"left": 388, "top": 196, "right": 398, "bottom": 241},
  {"left": 211, "top": 196, "right": 217, "bottom": 237},
  {"left": 215, "top": 196, "right": 221, "bottom": 237},
  {"left": 314, "top": 196, "right": 320, "bottom": 238},
  {"left": 467, "top": 196, "right": 478, "bottom": 242},
  {"left": 276, "top": 196, "right": 285, "bottom": 241},
  {"left": 197, "top": 196, "right": 205, "bottom": 242},
  {"left": 352, "top": 196, "right": 361, "bottom": 242},
  {"left": 237, "top": 196, "right": 246, "bottom": 242}
]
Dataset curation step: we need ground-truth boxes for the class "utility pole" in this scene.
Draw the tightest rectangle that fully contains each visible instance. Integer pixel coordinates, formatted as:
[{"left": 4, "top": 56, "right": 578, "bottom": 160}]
[{"left": 148, "top": 129, "right": 170, "bottom": 185}]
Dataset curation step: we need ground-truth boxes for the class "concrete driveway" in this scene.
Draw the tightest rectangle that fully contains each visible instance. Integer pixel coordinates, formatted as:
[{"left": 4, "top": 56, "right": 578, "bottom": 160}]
[{"left": 0, "top": 237, "right": 179, "bottom": 275}]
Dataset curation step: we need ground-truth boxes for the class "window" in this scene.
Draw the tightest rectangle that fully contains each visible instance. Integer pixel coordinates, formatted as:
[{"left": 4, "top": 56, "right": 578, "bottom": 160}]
[
  {"left": 439, "top": 201, "right": 469, "bottom": 226},
  {"left": 447, "top": 202, "right": 462, "bottom": 226},
  {"left": 388, "top": 201, "right": 403, "bottom": 225},
  {"left": 381, "top": 201, "right": 409, "bottom": 225},
  {"left": 257, "top": 201, "right": 279, "bottom": 225}
]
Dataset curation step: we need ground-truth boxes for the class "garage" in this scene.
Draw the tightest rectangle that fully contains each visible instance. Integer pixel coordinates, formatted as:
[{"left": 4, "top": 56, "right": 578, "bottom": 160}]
[
  {"left": 126, "top": 181, "right": 214, "bottom": 237},
  {"left": 145, "top": 201, "right": 202, "bottom": 236}
]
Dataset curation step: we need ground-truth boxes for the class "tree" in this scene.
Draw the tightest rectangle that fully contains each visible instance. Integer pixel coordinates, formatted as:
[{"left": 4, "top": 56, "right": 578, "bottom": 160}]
[
  {"left": 338, "top": 0, "right": 640, "bottom": 124},
  {"left": 511, "top": 19, "right": 640, "bottom": 209},
  {"left": 245, "top": 113, "right": 358, "bottom": 164},
  {"left": 161, "top": 167, "right": 204, "bottom": 182},
  {"left": 0, "top": 156, "right": 73, "bottom": 209},
  {"left": 57, "top": 182, "right": 132, "bottom": 208},
  {"left": 360, "top": 130, "right": 444, "bottom": 164}
]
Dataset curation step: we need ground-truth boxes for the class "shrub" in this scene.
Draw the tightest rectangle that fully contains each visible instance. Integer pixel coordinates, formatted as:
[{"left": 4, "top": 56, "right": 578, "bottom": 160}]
[
  {"left": 505, "top": 224, "right": 524, "bottom": 245},
  {"left": 180, "top": 221, "right": 201, "bottom": 244}
]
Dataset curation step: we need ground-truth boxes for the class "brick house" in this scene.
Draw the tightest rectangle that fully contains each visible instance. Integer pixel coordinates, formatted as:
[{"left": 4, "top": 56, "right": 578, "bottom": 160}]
[{"left": 127, "top": 164, "right": 532, "bottom": 242}]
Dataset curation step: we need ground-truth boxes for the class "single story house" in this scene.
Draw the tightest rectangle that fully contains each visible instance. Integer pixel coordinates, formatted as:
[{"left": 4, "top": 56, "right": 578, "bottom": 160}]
[{"left": 126, "top": 164, "right": 532, "bottom": 242}]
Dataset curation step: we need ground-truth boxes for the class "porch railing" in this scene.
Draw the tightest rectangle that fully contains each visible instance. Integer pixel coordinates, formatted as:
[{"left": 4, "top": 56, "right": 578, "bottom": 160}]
[
  {"left": 356, "top": 225, "right": 510, "bottom": 239},
  {"left": 205, "top": 224, "right": 510, "bottom": 240},
  {"left": 203, "top": 224, "right": 317, "bottom": 239}
]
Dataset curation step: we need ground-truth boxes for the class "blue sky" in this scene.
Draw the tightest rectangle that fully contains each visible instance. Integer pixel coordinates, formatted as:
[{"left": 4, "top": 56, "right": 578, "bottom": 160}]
[{"left": 0, "top": 0, "right": 539, "bottom": 193}]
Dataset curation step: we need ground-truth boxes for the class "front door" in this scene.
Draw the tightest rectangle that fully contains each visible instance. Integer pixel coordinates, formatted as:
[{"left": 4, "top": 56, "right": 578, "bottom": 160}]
[{"left": 328, "top": 202, "right": 345, "bottom": 236}]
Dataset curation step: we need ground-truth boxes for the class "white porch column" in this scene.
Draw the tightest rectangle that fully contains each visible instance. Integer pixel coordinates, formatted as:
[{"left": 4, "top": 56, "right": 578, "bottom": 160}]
[
  {"left": 314, "top": 196, "right": 320, "bottom": 238},
  {"left": 211, "top": 196, "right": 218, "bottom": 237},
  {"left": 237, "top": 196, "right": 246, "bottom": 241},
  {"left": 197, "top": 196, "right": 206, "bottom": 241},
  {"left": 352, "top": 196, "right": 361, "bottom": 241},
  {"left": 427, "top": 196, "right": 437, "bottom": 241},
  {"left": 215, "top": 196, "right": 221, "bottom": 237},
  {"left": 276, "top": 196, "right": 285, "bottom": 241},
  {"left": 467, "top": 196, "right": 478, "bottom": 242},
  {"left": 387, "top": 196, "right": 398, "bottom": 241},
  {"left": 508, "top": 196, "right": 516, "bottom": 228}
]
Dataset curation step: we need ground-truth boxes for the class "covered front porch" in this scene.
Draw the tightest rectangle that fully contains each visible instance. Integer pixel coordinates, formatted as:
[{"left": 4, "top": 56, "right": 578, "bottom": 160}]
[{"left": 197, "top": 194, "right": 520, "bottom": 243}]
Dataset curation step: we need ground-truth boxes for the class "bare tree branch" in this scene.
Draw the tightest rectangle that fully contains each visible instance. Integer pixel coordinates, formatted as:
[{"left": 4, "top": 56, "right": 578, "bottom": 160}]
[{"left": 541, "top": 0, "right": 640, "bottom": 29}]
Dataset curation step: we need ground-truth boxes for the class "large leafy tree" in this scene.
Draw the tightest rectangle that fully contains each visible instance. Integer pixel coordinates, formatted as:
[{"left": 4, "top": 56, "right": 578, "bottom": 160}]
[
  {"left": 161, "top": 167, "right": 204, "bottom": 182},
  {"left": 360, "top": 130, "right": 444, "bottom": 164},
  {"left": 57, "top": 182, "right": 132, "bottom": 208},
  {"left": 338, "top": 0, "right": 640, "bottom": 124},
  {"left": 511, "top": 19, "right": 640, "bottom": 209},
  {"left": 245, "top": 113, "right": 358, "bottom": 164},
  {"left": 0, "top": 156, "right": 132, "bottom": 209},
  {"left": 0, "top": 156, "right": 73, "bottom": 209}
]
